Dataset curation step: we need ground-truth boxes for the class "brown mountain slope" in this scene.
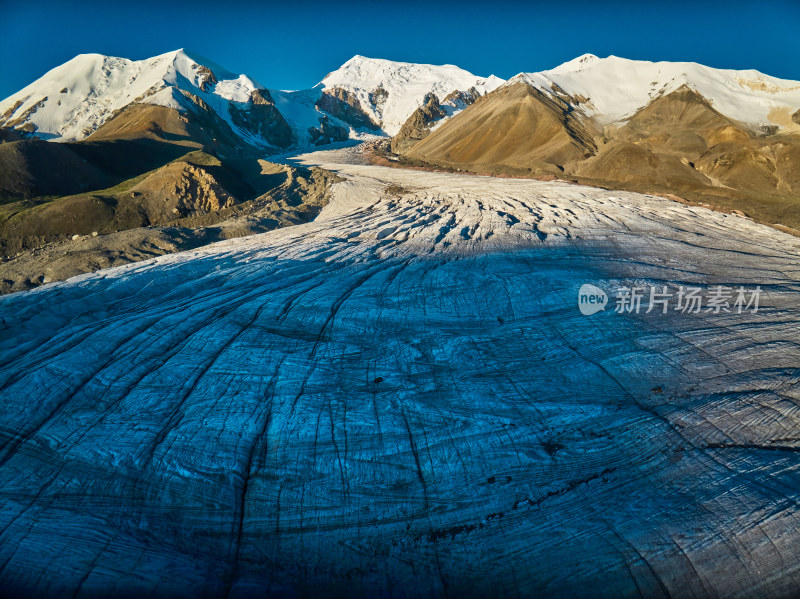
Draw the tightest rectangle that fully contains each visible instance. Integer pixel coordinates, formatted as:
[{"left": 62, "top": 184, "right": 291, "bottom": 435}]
[
  {"left": 612, "top": 86, "right": 751, "bottom": 155},
  {"left": 88, "top": 100, "right": 243, "bottom": 150},
  {"left": 581, "top": 89, "right": 800, "bottom": 225},
  {"left": 406, "top": 82, "right": 597, "bottom": 176},
  {"left": 0, "top": 157, "right": 340, "bottom": 293},
  {"left": 575, "top": 87, "right": 751, "bottom": 194},
  {"left": 88, "top": 103, "right": 207, "bottom": 145},
  {"left": 397, "top": 83, "right": 800, "bottom": 229},
  {"left": 576, "top": 142, "right": 713, "bottom": 190}
]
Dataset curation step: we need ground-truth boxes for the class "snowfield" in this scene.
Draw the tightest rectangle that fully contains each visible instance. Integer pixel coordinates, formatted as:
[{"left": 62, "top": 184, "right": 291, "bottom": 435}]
[{"left": 1, "top": 147, "right": 800, "bottom": 597}]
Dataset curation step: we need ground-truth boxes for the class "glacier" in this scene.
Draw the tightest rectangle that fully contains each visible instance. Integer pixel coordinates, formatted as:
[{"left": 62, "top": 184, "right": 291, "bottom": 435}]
[{"left": 1, "top": 146, "right": 800, "bottom": 597}]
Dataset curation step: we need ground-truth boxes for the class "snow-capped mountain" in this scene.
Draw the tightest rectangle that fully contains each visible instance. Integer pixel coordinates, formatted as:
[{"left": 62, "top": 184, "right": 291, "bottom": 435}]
[
  {"left": 0, "top": 50, "right": 504, "bottom": 148},
  {"left": 0, "top": 49, "right": 281, "bottom": 144},
  {"left": 320, "top": 55, "right": 504, "bottom": 135},
  {"left": 511, "top": 53, "right": 800, "bottom": 131},
  {"left": 3, "top": 50, "right": 798, "bottom": 151}
]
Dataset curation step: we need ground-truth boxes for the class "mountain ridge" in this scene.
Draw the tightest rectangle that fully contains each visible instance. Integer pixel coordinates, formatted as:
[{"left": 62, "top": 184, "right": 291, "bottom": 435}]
[
  {"left": 0, "top": 50, "right": 505, "bottom": 147},
  {"left": 3, "top": 50, "right": 798, "bottom": 153}
]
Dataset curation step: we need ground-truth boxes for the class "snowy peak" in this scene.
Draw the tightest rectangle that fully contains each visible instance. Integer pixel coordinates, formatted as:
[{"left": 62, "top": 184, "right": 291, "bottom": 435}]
[
  {"left": 509, "top": 54, "right": 800, "bottom": 131},
  {"left": 321, "top": 55, "right": 504, "bottom": 135},
  {"left": 0, "top": 49, "right": 272, "bottom": 143},
  {"left": 548, "top": 53, "right": 600, "bottom": 74}
]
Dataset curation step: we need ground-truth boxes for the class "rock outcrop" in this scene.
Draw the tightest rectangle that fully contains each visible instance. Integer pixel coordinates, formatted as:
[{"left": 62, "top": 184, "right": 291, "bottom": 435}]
[
  {"left": 308, "top": 115, "right": 349, "bottom": 146},
  {"left": 316, "top": 87, "right": 380, "bottom": 131},
  {"left": 0, "top": 158, "right": 341, "bottom": 293},
  {"left": 391, "top": 92, "right": 446, "bottom": 153},
  {"left": 229, "top": 89, "right": 293, "bottom": 148}
]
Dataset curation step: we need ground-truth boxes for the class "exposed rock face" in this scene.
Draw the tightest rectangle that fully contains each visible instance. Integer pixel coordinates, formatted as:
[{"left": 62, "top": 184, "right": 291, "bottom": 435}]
[
  {"left": 2, "top": 147, "right": 800, "bottom": 597},
  {"left": 391, "top": 87, "right": 487, "bottom": 154},
  {"left": 130, "top": 161, "right": 235, "bottom": 218},
  {"left": 194, "top": 64, "right": 218, "bottom": 92},
  {"left": 308, "top": 114, "right": 349, "bottom": 145},
  {"left": 316, "top": 87, "right": 380, "bottom": 131},
  {"left": 0, "top": 98, "right": 27, "bottom": 124},
  {"left": 793, "top": 108, "right": 800, "bottom": 125},
  {"left": 369, "top": 84, "right": 389, "bottom": 110},
  {"left": 391, "top": 92, "right": 446, "bottom": 153},
  {"left": 3, "top": 96, "right": 47, "bottom": 131},
  {"left": 229, "top": 89, "right": 293, "bottom": 148},
  {"left": 442, "top": 86, "right": 480, "bottom": 108}
]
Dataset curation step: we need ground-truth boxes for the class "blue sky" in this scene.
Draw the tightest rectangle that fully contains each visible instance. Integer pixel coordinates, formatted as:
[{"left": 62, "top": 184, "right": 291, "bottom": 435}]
[{"left": 1, "top": 0, "right": 798, "bottom": 99}]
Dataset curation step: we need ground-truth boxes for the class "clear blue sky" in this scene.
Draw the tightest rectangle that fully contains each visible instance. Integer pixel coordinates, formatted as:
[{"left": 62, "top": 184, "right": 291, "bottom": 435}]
[{"left": 1, "top": 0, "right": 798, "bottom": 99}]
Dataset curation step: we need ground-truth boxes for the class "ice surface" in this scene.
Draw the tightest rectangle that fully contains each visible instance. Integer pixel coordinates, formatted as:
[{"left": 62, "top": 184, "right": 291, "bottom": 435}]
[{"left": 1, "top": 147, "right": 800, "bottom": 596}]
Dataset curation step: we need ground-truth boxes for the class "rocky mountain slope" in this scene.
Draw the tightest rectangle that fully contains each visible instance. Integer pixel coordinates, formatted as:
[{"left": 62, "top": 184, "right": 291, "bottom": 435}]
[
  {"left": 0, "top": 157, "right": 338, "bottom": 293},
  {"left": 1, "top": 146, "right": 800, "bottom": 597}
]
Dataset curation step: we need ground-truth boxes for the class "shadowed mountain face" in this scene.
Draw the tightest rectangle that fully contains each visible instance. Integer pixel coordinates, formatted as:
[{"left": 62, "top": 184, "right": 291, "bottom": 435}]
[
  {"left": 397, "top": 83, "right": 800, "bottom": 230},
  {"left": 315, "top": 87, "right": 381, "bottom": 131},
  {"left": 0, "top": 135, "right": 196, "bottom": 200}
]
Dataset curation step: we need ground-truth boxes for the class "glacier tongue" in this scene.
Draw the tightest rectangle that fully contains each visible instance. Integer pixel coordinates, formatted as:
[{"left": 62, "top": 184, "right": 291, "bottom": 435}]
[{"left": 1, "top": 147, "right": 800, "bottom": 596}]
